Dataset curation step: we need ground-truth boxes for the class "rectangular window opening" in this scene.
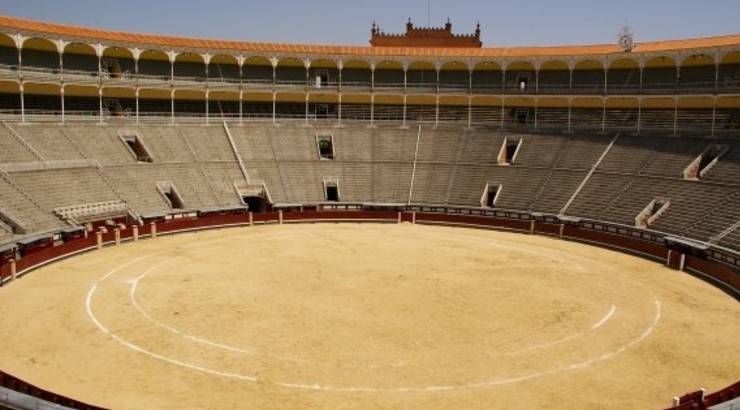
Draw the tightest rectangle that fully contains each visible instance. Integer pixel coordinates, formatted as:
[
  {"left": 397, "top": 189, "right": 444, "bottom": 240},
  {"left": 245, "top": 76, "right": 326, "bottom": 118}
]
[
  {"left": 317, "top": 134, "right": 335, "bottom": 160},
  {"left": 324, "top": 182, "right": 339, "bottom": 202}
]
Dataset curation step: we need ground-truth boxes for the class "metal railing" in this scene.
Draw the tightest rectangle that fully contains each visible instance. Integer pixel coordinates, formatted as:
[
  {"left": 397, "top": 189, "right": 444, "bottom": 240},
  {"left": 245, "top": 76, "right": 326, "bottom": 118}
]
[{"left": 2, "top": 65, "right": 737, "bottom": 96}]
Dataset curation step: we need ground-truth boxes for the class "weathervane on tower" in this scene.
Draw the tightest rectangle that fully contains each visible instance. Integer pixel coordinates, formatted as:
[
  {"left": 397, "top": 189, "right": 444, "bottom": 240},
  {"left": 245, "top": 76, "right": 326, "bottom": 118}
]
[{"left": 618, "top": 24, "right": 635, "bottom": 52}]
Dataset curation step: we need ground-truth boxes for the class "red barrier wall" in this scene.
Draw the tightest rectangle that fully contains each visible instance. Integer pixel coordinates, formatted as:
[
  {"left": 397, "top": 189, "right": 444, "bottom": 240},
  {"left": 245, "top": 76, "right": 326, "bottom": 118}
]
[
  {"left": 562, "top": 225, "right": 669, "bottom": 261},
  {"left": 283, "top": 210, "right": 398, "bottom": 222},
  {"left": 685, "top": 255, "right": 740, "bottom": 292},
  {"left": 534, "top": 223, "right": 561, "bottom": 236},
  {"left": 15, "top": 236, "right": 97, "bottom": 275},
  {"left": 704, "top": 380, "right": 740, "bottom": 406},
  {"left": 663, "top": 381, "right": 740, "bottom": 410},
  {"left": 0, "top": 262, "right": 10, "bottom": 281},
  {"left": 414, "top": 212, "right": 531, "bottom": 232}
]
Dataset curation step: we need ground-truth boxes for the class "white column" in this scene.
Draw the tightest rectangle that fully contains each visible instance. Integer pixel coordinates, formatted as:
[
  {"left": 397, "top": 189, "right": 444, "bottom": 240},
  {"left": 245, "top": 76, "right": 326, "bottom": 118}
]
[
  {"left": 402, "top": 67, "right": 408, "bottom": 128},
  {"left": 239, "top": 92, "right": 244, "bottom": 125},
  {"left": 567, "top": 98, "right": 572, "bottom": 132},
  {"left": 61, "top": 87, "right": 65, "bottom": 124},
  {"left": 711, "top": 97, "right": 717, "bottom": 136},
  {"left": 305, "top": 60, "right": 310, "bottom": 124},
  {"left": 370, "top": 66, "right": 376, "bottom": 126},
  {"left": 170, "top": 54, "right": 175, "bottom": 124},
  {"left": 338, "top": 94, "right": 343, "bottom": 126},
  {"left": 500, "top": 70, "right": 506, "bottom": 129},
  {"left": 673, "top": 97, "right": 679, "bottom": 135},
  {"left": 272, "top": 92, "right": 276, "bottom": 125},
  {"left": 467, "top": 96, "right": 472, "bottom": 128},
  {"left": 238, "top": 62, "right": 244, "bottom": 125},
  {"left": 370, "top": 94, "right": 375, "bottom": 127},
  {"left": 601, "top": 98, "right": 607, "bottom": 133},
  {"left": 98, "top": 89, "right": 104, "bottom": 124},
  {"left": 19, "top": 48, "right": 25, "bottom": 123},
  {"left": 434, "top": 96, "right": 439, "bottom": 128},
  {"left": 135, "top": 88, "right": 140, "bottom": 124},
  {"left": 305, "top": 95, "right": 310, "bottom": 124}
]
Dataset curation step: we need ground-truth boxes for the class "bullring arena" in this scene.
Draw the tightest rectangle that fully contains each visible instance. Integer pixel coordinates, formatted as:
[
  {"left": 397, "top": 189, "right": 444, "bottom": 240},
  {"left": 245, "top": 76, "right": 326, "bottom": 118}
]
[
  {"left": 0, "top": 10, "right": 739, "bottom": 410},
  {"left": 0, "top": 222, "right": 737, "bottom": 410}
]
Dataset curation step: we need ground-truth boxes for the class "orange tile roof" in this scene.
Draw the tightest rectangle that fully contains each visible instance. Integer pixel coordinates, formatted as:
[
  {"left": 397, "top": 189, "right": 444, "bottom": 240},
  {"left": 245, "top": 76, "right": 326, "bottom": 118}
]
[{"left": 0, "top": 15, "right": 738, "bottom": 58}]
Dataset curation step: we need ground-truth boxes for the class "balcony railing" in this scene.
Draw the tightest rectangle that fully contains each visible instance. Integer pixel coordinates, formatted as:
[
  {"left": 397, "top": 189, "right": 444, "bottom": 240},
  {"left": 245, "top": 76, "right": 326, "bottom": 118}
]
[{"left": 1, "top": 65, "right": 738, "bottom": 97}]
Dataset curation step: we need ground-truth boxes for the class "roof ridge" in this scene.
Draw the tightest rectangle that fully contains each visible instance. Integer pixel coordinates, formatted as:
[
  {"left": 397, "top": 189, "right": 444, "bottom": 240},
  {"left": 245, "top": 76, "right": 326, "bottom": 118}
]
[{"left": 0, "top": 14, "right": 738, "bottom": 57}]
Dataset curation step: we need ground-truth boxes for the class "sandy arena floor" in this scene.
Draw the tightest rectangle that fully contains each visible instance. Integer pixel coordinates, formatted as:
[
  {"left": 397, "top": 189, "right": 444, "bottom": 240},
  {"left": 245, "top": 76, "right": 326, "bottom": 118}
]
[{"left": 0, "top": 223, "right": 737, "bottom": 410}]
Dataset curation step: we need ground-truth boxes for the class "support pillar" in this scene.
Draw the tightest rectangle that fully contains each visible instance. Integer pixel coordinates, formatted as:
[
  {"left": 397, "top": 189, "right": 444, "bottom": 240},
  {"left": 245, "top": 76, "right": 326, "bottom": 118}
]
[
  {"left": 169, "top": 50, "right": 176, "bottom": 124},
  {"left": 370, "top": 94, "right": 375, "bottom": 127},
  {"left": 170, "top": 89, "right": 176, "bottom": 125},
  {"left": 666, "top": 250, "right": 673, "bottom": 267},
  {"left": 61, "top": 88, "right": 66, "bottom": 124},
  {"left": 96, "top": 231, "right": 103, "bottom": 249},
  {"left": 467, "top": 97, "right": 472, "bottom": 129},
  {"left": 278, "top": 210, "right": 284, "bottom": 225},
  {"left": 402, "top": 66, "right": 408, "bottom": 128},
  {"left": 567, "top": 99, "right": 573, "bottom": 133},
  {"left": 558, "top": 224, "right": 565, "bottom": 239},
  {"left": 434, "top": 96, "right": 439, "bottom": 128},
  {"left": 711, "top": 98, "right": 717, "bottom": 137},
  {"left": 133, "top": 225, "right": 139, "bottom": 242},
  {"left": 249, "top": 212, "right": 254, "bottom": 226},
  {"left": 397, "top": 212, "right": 402, "bottom": 224},
  {"left": 205, "top": 90, "right": 210, "bottom": 124},
  {"left": 679, "top": 253, "right": 686, "bottom": 271},
  {"left": 272, "top": 93, "right": 276, "bottom": 125},
  {"left": 673, "top": 97, "right": 679, "bottom": 135},
  {"left": 530, "top": 219, "right": 536, "bottom": 235},
  {"left": 99, "top": 89, "right": 104, "bottom": 125},
  {"left": 305, "top": 94, "right": 310, "bottom": 125},
  {"left": 150, "top": 222, "right": 157, "bottom": 239},
  {"left": 114, "top": 227, "right": 121, "bottom": 246},
  {"left": 412, "top": 212, "right": 417, "bottom": 224},
  {"left": 402, "top": 95, "right": 408, "bottom": 128},
  {"left": 238, "top": 62, "right": 245, "bottom": 124},
  {"left": 10, "top": 259, "right": 16, "bottom": 281},
  {"left": 135, "top": 89, "right": 140, "bottom": 125},
  {"left": 601, "top": 99, "right": 607, "bottom": 134},
  {"left": 20, "top": 84, "right": 25, "bottom": 123},
  {"left": 338, "top": 94, "right": 342, "bottom": 126}
]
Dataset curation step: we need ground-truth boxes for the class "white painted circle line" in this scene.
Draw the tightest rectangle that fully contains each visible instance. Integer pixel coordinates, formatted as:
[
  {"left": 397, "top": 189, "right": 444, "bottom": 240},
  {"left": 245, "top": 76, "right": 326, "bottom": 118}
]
[
  {"left": 507, "top": 304, "right": 617, "bottom": 355},
  {"left": 128, "top": 260, "right": 320, "bottom": 365},
  {"left": 87, "top": 256, "right": 662, "bottom": 393}
]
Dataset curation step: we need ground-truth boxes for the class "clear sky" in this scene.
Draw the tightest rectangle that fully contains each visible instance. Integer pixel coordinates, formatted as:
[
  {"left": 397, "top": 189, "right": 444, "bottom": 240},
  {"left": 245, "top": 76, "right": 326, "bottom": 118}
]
[{"left": 1, "top": 0, "right": 738, "bottom": 47}]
